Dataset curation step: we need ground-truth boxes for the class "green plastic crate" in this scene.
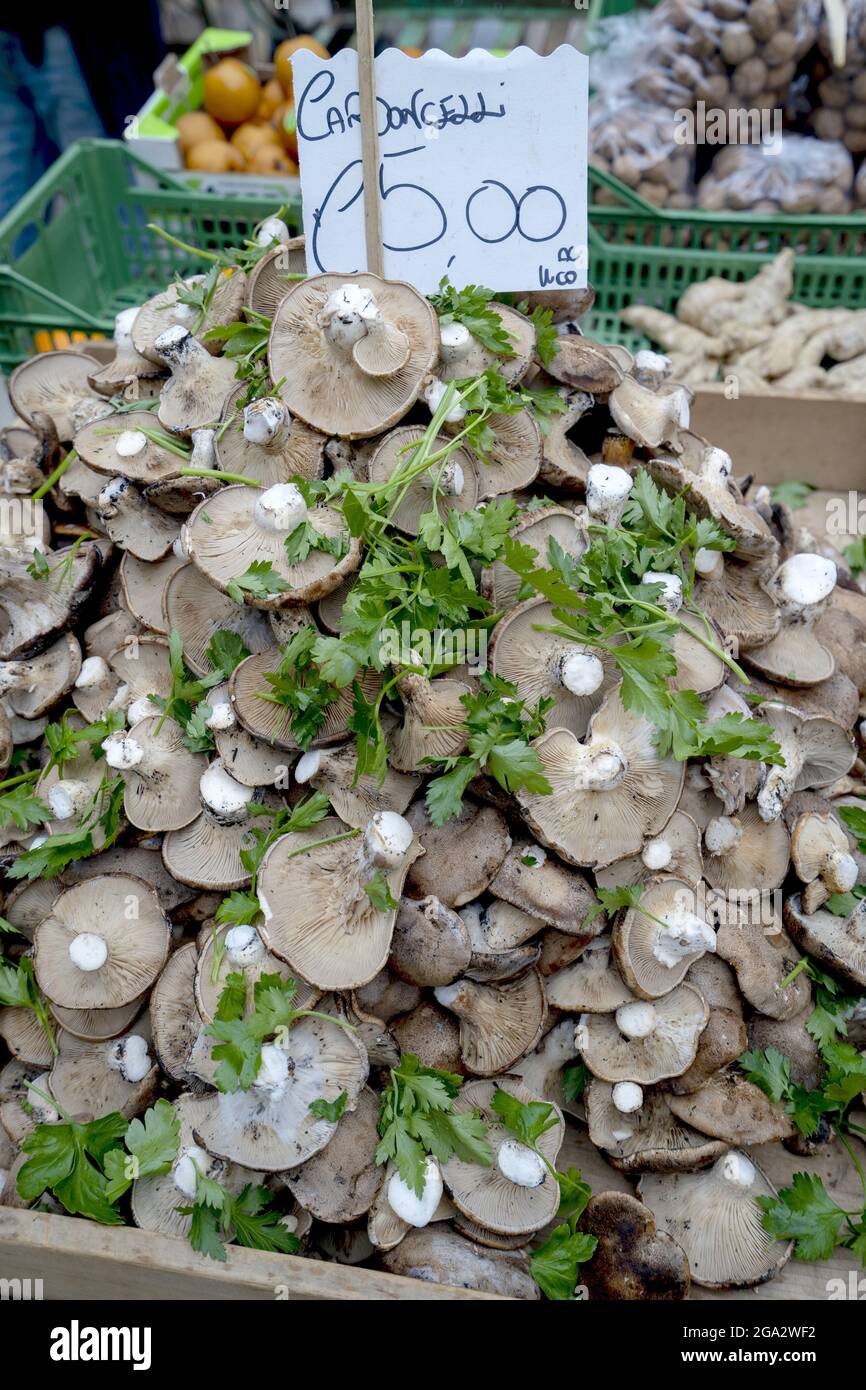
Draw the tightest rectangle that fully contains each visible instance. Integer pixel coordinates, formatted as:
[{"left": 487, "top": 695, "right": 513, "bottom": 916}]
[{"left": 0, "top": 141, "right": 300, "bottom": 370}]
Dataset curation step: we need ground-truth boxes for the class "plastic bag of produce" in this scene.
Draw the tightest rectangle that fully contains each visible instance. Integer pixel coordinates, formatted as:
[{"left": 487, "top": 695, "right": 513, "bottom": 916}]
[{"left": 697, "top": 132, "right": 854, "bottom": 212}]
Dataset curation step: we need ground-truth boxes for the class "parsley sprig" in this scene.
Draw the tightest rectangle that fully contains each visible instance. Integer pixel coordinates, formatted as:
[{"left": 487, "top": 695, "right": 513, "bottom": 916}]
[
  {"left": 429, "top": 278, "right": 516, "bottom": 356},
  {"left": 180, "top": 1175, "right": 300, "bottom": 1262},
  {"left": 0, "top": 956, "right": 57, "bottom": 1054},
  {"left": 8, "top": 773, "right": 125, "bottom": 881},
  {"left": 375, "top": 1054, "right": 492, "bottom": 1197}
]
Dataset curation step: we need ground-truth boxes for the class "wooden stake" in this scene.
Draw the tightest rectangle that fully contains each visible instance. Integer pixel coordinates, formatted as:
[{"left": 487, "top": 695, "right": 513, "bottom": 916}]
[{"left": 355, "top": 0, "right": 385, "bottom": 275}]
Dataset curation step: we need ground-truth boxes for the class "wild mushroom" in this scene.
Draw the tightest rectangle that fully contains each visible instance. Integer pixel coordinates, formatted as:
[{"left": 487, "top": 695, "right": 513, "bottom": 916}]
[
  {"left": 229, "top": 646, "right": 377, "bottom": 749},
  {"left": 1, "top": 1059, "right": 59, "bottom": 1144},
  {"left": 194, "top": 922, "right": 316, "bottom": 1026},
  {"left": 191, "top": 1015, "right": 369, "bottom": 1171},
  {"left": 269, "top": 274, "right": 438, "bottom": 438},
  {"left": 456, "top": 410, "right": 542, "bottom": 499},
  {"left": 575, "top": 983, "right": 708, "bottom": 1084},
  {"left": 0, "top": 632, "right": 81, "bottom": 721},
  {"left": 102, "top": 717, "right": 208, "bottom": 832},
  {"left": 75, "top": 411, "right": 184, "bottom": 487},
  {"left": 381, "top": 1227, "right": 538, "bottom": 1299},
  {"left": 783, "top": 894, "right": 866, "bottom": 990},
  {"left": 367, "top": 1163, "right": 455, "bottom": 1250},
  {"left": 585, "top": 1080, "right": 727, "bottom": 1173},
  {"left": 132, "top": 272, "right": 245, "bottom": 363},
  {"left": 538, "top": 391, "right": 594, "bottom": 490},
  {"left": 404, "top": 798, "right": 510, "bottom": 908},
  {"left": 441, "top": 1079, "right": 562, "bottom": 1236},
  {"left": 667, "top": 1071, "right": 795, "bottom": 1144},
  {"left": 791, "top": 810, "right": 859, "bottom": 912},
  {"left": 756, "top": 702, "right": 855, "bottom": 823},
  {"left": 510, "top": 1019, "right": 582, "bottom": 1110},
  {"left": 744, "top": 553, "right": 837, "bottom": 686},
  {"left": 546, "top": 336, "right": 625, "bottom": 395},
  {"left": 433, "top": 971, "right": 547, "bottom": 1075},
  {"left": 545, "top": 934, "right": 633, "bottom": 1014},
  {"left": 48, "top": 1026, "right": 158, "bottom": 1123},
  {"left": 390, "top": 999, "right": 461, "bottom": 1074},
  {"left": 32, "top": 875, "right": 170, "bottom": 1010},
  {"left": 389, "top": 896, "right": 472, "bottom": 988},
  {"left": 256, "top": 811, "right": 423, "bottom": 990},
  {"left": 669, "top": 1005, "right": 748, "bottom": 1095},
  {"left": 595, "top": 811, "right": 703, "bottom": 891},
  {"left": 516, "top": 687, "right": 684, "bottom": 868},
  {"left": 436, "top": 303, "right": 535, "bottom": 384},
  {"left": 161, "top": 760, "right": 263, "bottom": 890},
  {"left": 702, "top": 803, "right": 790, "bottom": 893},
  {"left": 245, "top": 238, "right": 307, "bottom": 317},
  {"left": 162, "top": 562, "right": 273, "bottom": 676},
  {"left": 612, "top": 876, "right": 716, "bottom": 1000},
  {"left": 95, "top": 477, "right": 179, "bottom": 561},
  {"left": 457, "top": 902, "right": 542, "bottom": 983},
  {"left": 490, "top": 598, "right": 616, "bottom": 739},
  {"left": 693, "top": 551, "right": 780, "bottom": 651},
  {"left": 294, "top": 741, "right": 419, "bottom": 829},
  {"left": 215, "top": 385, "right": 326, "bottom": 487},
  {"left": 184, "top": 484, "right": 360, "bottom": 607},
  {"left": 714, "top": 901, "right": 811, "bottom": 1020},
  {"left": 7, "top": 350, "right": 109, "bottom": 440},
  {"left": 0, "top": 1003, "right": 55, "bottom": 1068},
  {"left": 0, "top": 547, "right": 97, "bottom": 659},
  {"left": 367, "top": 426, "right": 479, "bottom": 536},
  {"left": 488, "top": 837, "right": 599, "bottom": 939},
  {"left": 283, "top": 1087, "right": 383, "bottom": 1223},
  {"left": 86, "top": 307, "right": 164, "bottom": 398},
  {"left": 648, "top": 444, "right": 777, "bottom": 561},
  {"left": 120, "top": 551, "right": 185, "bottom": 634},
  {"left": 580, "top": 1191, "right": 690, "bottom": 1300},
  {"left": 609, "top": 375, "right": 691, "bottom": 451},
  {"left": 585, "top": 462, "right": 633, "bottom": 527},
  {"left": 50, "top": 997, "right": 145, "bottom": 1046},
  {"left": 149, "top": 943, "right": 206, "bottom": 1088},
  {"left": 638, "top": 1151, "right": 792, "bottom": 1288},
  {"left": 153, "top": 327, "right": 238, "bottom": 435},
  {"left": 482, "top": 506, "right": 585, "bottom": 612},
  {"left": 388, "top": 672, "right": 470, "bottom": 773}
]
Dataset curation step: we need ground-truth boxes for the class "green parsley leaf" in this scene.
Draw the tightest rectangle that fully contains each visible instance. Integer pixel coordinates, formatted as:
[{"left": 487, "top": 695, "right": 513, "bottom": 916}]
[
  {"left": 491, "top": 1088, "right": 559, "bottom": 1147},
  {"left": 364, "top": 870, "right": 399, "bottom": 912},
  {"left": 757, "top": 1172, "right": 849, "bottom": 1262},
  {"left": 206, "top": 629, "right": 251, "bottom": 679},
  {"left": 226, "top": 560, "right": 291, "bottom": 605},
  {"left": 770, "top": 480, "right": 815, "bottom": 510},
  {"left": 309, "top": 1091, "right": 348, "bottom": 1123},
  {"left": 562, "top": 1062, "right": 589, "bottom": 1103},
  {"left": 429, "top": 279, "right": 515, "bottom": 356},
  {"left": 530, "top": 1226, "right": 597, "bottom": 1301},
  {"left": 738, "top": 1046, "right": 791, "bottom": 1104},
  {"left": 375, "top": 1054, "right": 491, "bottom": 1197}
]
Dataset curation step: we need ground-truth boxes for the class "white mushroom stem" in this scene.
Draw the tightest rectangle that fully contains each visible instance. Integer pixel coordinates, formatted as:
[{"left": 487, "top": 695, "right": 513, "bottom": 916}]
[
  {"left": 702, "top": 445, "right": 733, "bottom": 484},
  {"left": 422, "top": 376, "right": 467, "bottom": 423},
  {"left": 424, "top": 459, "right": 464, "bottom": 497},
  {"left": 294, "top": 750, "right": 321, "bottom": 784},
  {"left": 107, "top": 1034, "right": 152, "bottom": 1084},
  {"left": 190, "top": 428, "right": 216, "bottom": 470},
  {"left": 254, "top": 482, "right": 308, "bottom": 533},
  {"left": 719, "top": 1150, "right": 757, "bottom": 1190},
  {"left": 641, "top": 837, "right": 673, "bottom": 871},
  {"left": 571, "top": 742, "right": 628, "bottom": 792},
  {"left": 823, "top": 848, "right": 858, "bottom": 892},
  {"left": 612, "top": 1081, "right": 644, "bottom": 1114},
  {"left": 102, "top": 732, "right": 147, "bottom": 772},
  {"left": 74, "top": 655, "right": 112, "bottom": 692},
  {"left": 46, "top": 779, "right": 94, "bottom": 822},
  {"left": 153, "top": 324, "right": 203, "bottom": 365},
  {"left": 586, "top": 463, "right": 633, "bottom": 527},
  {"left": 387, "top": 1157, "right": 443, "bottom": 1227},
  {"left": 114, "top": 306, "right": 139, "bottom": 352},
  {"left": 173, "top": 1144, "right": 211, "bottom": 1198},
  {"left": 69, "top": 932, "right": 108, "bottom": 972},
  {"left": 255, "top": 215, "right": 290, "bottom": 247},
  {"left": 362, "top": 811, "right": 414, "bottom": 871},
  {"left": 559, "top": 649, "right": 605, "bottom": 697},
  {"left": 205, "top": 698, "right": 235, "bottom": 732},
  {"left": 497, "top": 1139, "right": 546, "bottom": 1188},
  {"left": 653, "top": 910, "right": 716, "bottom": 968},
  {"left": 243, "top": 398, "right": 292, "bottom": 450},
  {"left": 644, "top": 570, "right": 683, "bottom": 614},
  {"left": 439, "top": 320, "right": 474, "bottom": 365},
  {"left": 632, "top": 349, "right": 671, "bottom": 387},
  {"left": 773, "top": 553, "right": 837, "bottom": 618},
  {"left": 757, "top": 745, "right": 803, "bottom": 823},
  {"left": 256, "top": 1042, "right": 290, "bottom": 1093},
  {"left": 97, "top": 476, "right": 134, "bottom": 518},
  {"left": 224, "top": 924, "right": 266, "bottom": 969},
  {"left": 127, "top": 694, "right": 163, "bottom": 724},
  {"left": 705, "top": 815, "right": 743, "bottom": 855},
  {"left": 615, "top": 1001, "right": 657, "bottom": 1040},
  {"left": 115, "top": 430, "right": 148, "bottom": 459},
  {"left": 694, "top": 546, "right": 724, "bottom": 579},
  {"left": 199, "top": 761, "right": 254, "bottom": 823},
  {"left": 321, "top": 282, "right": 381, "bottom": 349}
]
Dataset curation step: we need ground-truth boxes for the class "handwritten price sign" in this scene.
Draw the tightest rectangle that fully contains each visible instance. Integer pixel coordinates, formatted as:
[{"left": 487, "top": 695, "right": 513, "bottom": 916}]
[{"left": 291, "top": 45, "right": 589, "bottom": 293}]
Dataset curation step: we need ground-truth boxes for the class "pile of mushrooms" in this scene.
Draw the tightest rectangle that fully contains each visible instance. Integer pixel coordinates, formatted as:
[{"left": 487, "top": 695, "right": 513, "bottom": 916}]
[{"left": 1, "top": 222, "right": 865, "bottom": 1303}]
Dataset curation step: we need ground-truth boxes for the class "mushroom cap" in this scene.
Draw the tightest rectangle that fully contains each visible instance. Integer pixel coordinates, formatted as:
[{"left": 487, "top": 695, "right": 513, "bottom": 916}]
[
  {"left": 120, "top": 551, "right": 185, "bottom": 633},
  {"left": 438, "top": 302, "right": 535, "bottom": 385},
  {"left": 747, "top": 1007, "right": 822, "bottom": 1092},
  {"left": 647, "top": 451, "right": 777, "bottom": 561},
  {"left": 8, "top": 351, "right": 106, "bottom": 440},
  {"left": 194, "top": 922, "right": 318, "bottom": 1025},
  {"left": 791, "top": 810, "right": 852, "bottom": 884},
  {"left": 434, "top": 971, "right": 547, "bottom": 1076},
  {"left": 482, "top": 506, "right": 584, "bottom": 612},
  {"left": 192, "top": 1015, "right": 369, "bottom": 1170},
  {"left": 576, "top": 982, "right": 708, "bottom": 1084},
  {"left": 214, "top": 721, "right": 291, "bottom": 788},
  {"left": 490, "top": 597, "right": 617, "bottom": 739},
  {"left": 669, "top": 621, "right": 726, "bottom": 695},
  {"left": 107, "top": 633, "right": 173, "bottom": 706},
  {"left": 783, "top": 893, "right": 866, "bottom": 990},
  {"left": 149, "top": 942, "right": 207, "bottom": 1088},
  {"left": 367, "top": 426, "right": 479, "bottom": 536},
  {"left": 132, "top": 272, "right": 246, "bottom": 363},
  {"left": 283, "top": 1086, "right": 384, "bottom": 1223},
  {"left": 463, "top": 900, "right": 545, "bottom": 953},
  {"left": 269, "top": 273, "right": 438, "bottom": 438},
  {"left": 742, "top": 623, "right": 835, "bottom": 687},
  {"left": 297, "top": 741, "right": 419, "bottom": 830},
  {"left": 49, "top": 998, "right": 145, "bottom": 1044},
  {"left": 61, "top": 843, "right": 195, "bottom": 914},
  {"left": 761, "top": 701, "right": 856, "bottom": 795},
  {"left": 0, "top": 1005, "right": 55, "bottom": 1067},
  {"left": 670, "top": 1006, "right": 748, "bottom": 1095},
  {"left": 33, "top": 874, "right": 170, "bottom": 1009},
  {"left": 74, "top": 411, "right": 185, "bottom": 484},
  {"left": 1, "top": 878, "right": 59, "bottom": 942},
  {"left": 245, "top": 239, "right": 307, "bottom": 317},
  {"left": 380, "top": 1226, "right": 538, "bottom": 1298},
  {"left": 229, "top": 646, "right": 378, "bottom": 750},
  {"left": 714, "top": 902, "right": 812, "bottom": 1019},
  {"left": 0, "top": 547, "right": 97, "bottom": 660},
  {"left": 96, "top": 478, "right": 180, "bottom": 561},
  {"left": 389, "top": 673, "right": 470, "bottom": 773},
  {"left": 516, "top": 689, "right": 685, "bottom": 869},
  {"left": 686, "top": 952, "right": 745, "bottom": 1013},
  {"left": 118, "top": 716, "right": 208, "bottom": 832},
  {"left": 586, "top": 1080, "right": 727, "bottom": 1173},
  {"left": 441, "top": 1078, "right": 562, "bottom": 1235},
  {"left": 488, "top": 836, "right": 599, "bottom": 937},
  {"left": 545, "top": 934, "right": 633, "bottom": 1013},
  {"left": 405, "top": 798, "right": 511, "bottom": 908},
  {"left": 256, "top": 815, "right": 423, "bottom": 991},
  {"left": 2, "top": 632, "right": 81, "bottom": 719},
  {"left": 546, "top": 336, "right": 625, "bottom": 394},
  {"left": 638, "top": 1152, "right": 792, "bottom": 1288},
  {"left": 581, "top": 1191, "right": 691, "bottom": 1299},
  {"left": 156, "top": 343, "right": 238, "bottom": 437},
  {"left": 612, "top": 876, "right": 716, "bottom": 1000},
  {"left": 595, "top": 811, "right": 703, "bottom": 891},
  {"left": 48, "top": 1026, "right": 157, "bottom": 1123},
  {"left": 667, "top": 1071, "right": 795, "bottom": 1144},
  {"left": 161, "top": 802, "right": 259, "bottom": 891},
  {"left": 215, "top": 383, "right": 326, "bottom": 487},
  {"left": 463, "top": 409, "right": 542, "bottom": 499},
  {"left": 162, "top": 562, "right": 273, "bottom": 675},
  {"left": 538, "top": 390, "right": 593, "bottom": 490},
  {"left": 389, "top": 998, "right": 461, "bottom": 1074},
  {"left": 184, "top": 486, "right": 360, "bottom": 608},
  {"left": 390, "top": 896, "right": 473, "bottom": 988},
  {"left": 703, "top": 802, "right": 791, "bottom": 893},
  {"left": 694, "top": 556, "right": 781, "bottom": 649}
]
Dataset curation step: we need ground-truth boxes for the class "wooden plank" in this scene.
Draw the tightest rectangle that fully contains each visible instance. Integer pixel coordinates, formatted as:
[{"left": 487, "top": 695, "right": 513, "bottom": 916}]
[
  {"left": 355, "top": 0, "right": 385, "bottom": 277},
  {"left": 0, "top": 1209, "right": 505, "bottom": 1301}
]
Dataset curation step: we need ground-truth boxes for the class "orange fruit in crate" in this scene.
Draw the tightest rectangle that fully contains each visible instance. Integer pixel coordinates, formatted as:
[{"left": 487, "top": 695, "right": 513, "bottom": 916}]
[
  {"left": 177, "top": 111, "right": 226, "bottom": 156},
  {"left": 203, "top": 58, "right": 262, "bottom": 127},
  {"left": 400, "top": 46, "right": 423, "bottom": 57},
  {"left": 247, "top": 145, "right": 299, "bottom": 175},
  {"left": 231, "top": 122, "right": 280, "bottom": 162},
  {"left": 273, "top": 103, "right": 299, "bottom": 163},
  {"left": 274, "top": 36, "right": 329, "bottom": 100},
  {"left": 186, "top": 140, "right": 246, "bottom": 173},
  {"left": 257, "top": 77, "right": 285, "bottom": 122}
]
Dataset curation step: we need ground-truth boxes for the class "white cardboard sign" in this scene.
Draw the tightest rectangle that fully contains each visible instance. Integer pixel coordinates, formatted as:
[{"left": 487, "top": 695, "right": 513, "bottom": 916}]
[{"left": 291, "top": 45, "right": 589, "bottom": 294}]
